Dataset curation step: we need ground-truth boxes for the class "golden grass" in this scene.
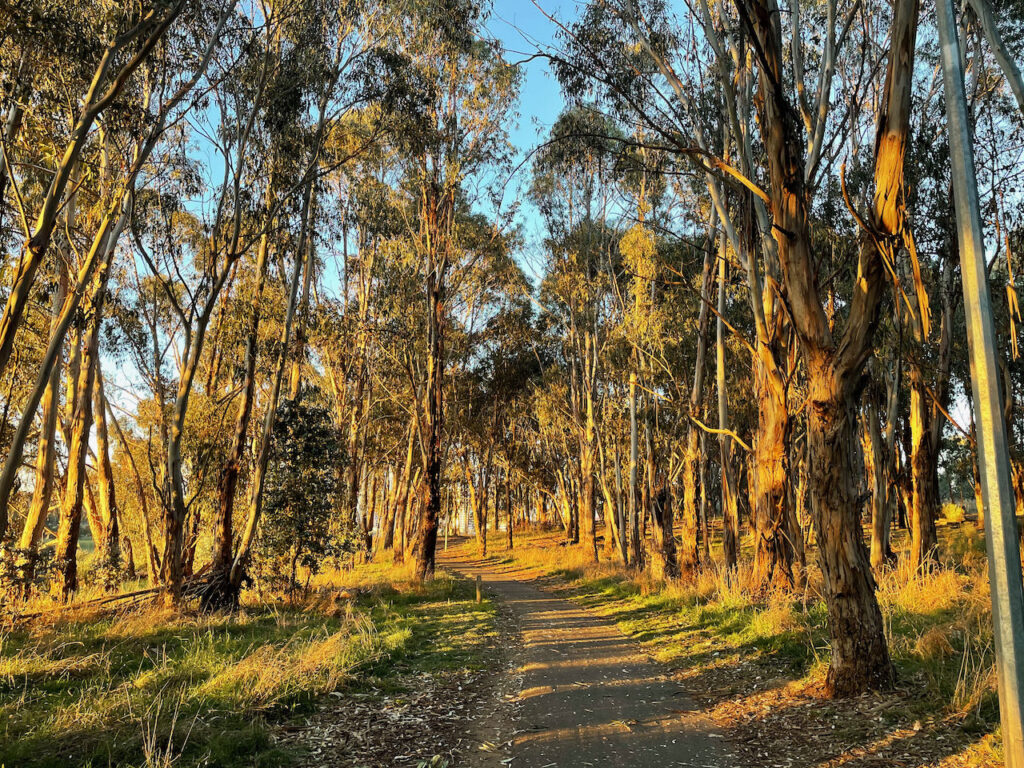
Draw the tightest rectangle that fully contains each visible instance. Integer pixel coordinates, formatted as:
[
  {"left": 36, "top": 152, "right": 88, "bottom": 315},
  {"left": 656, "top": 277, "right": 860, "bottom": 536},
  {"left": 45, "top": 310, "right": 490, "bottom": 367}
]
[{"left": 0, "top": 562, "right": 493, "bottom": 768}]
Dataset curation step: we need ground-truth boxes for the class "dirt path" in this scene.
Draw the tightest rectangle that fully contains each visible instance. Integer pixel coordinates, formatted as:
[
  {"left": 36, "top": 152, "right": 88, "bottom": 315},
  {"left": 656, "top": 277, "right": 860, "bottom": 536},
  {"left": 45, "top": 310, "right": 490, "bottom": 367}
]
[{"left": 439, "top": 547, "right": 731, "bottom": 768}]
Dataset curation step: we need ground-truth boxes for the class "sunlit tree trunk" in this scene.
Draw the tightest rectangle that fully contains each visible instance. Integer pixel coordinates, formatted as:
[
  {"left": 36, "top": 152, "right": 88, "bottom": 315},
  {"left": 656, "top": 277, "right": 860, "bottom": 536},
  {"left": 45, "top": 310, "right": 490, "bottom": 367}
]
[
  {"left": 344, "top": 244, "right": 374, "bottom": 529},
  {"left": 612, "top": 435, "right": 628, "bottom": 562},
  {"left": 289, "top": 186, "right": 318, "bottom": 400},
  {"left": 362, "top": 471, "right": 378, "bottom": 555},
  {"left": 388, "top": 428, "right": 418, "bottom": 554},
  {"left": 15, "top": 261, "right": 67, "bottom": 591},
  {"left": 505, "top": 471, "right": 513, "bottom": 551},
  {"left": 207, "top": 215, "right": 272, "bottom": 607},
  {"left": 580, "top": 336, "right": 598, "bottom": 562},
  {"left": 376, "top": 468, "right": 397, "bottom": 554},
  {"left": 628, "top": 371, "right": 643, "bottom": 568},
  {"left": 910, "top": 253, "right": 956, "bottom": 565},
  {"left": 750, "top": 352, "right": 794, "bottom": 592},
  {"left": 738, "top": 0, "right": 918, "bottom": 694},
  {"left": 717, "top": 243, "right": 739, "bottom": 572},
  {"left": 681, "top": 239, "right": 716, "bottom": 574},
  {"left": 54, "top": 261, "right": 110, "bottom": 600},
  {"left": 599, "top": 435, "right": 626, "bottom": 561},
  {"left": 646, "top": 421, "right": 677, "bottom": 579},
  {"left": 93, "top": 364, "right": 120, "bottom": 575},
  {"left": 908, "top": 363, "right": 939, "bottom": 570}
]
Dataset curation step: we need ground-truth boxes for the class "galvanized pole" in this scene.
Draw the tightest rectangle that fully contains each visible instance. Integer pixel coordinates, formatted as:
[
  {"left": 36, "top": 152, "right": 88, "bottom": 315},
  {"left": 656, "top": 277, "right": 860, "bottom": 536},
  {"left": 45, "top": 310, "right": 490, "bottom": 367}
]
[{"left": 936, "top": 0, "right": 1024, "bottom": 763}]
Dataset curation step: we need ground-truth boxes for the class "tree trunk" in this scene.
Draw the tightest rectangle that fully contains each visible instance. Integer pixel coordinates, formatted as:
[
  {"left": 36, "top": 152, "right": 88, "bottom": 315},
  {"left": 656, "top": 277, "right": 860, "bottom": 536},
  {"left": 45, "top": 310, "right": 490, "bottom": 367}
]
[
  {"left": 751, "top": 355, "right": 795, "bottom": 592},
  {"left": 600, "top": 437, "right": 626, "bottom": 561},
  {"left": 362, "top": 471, "right": 377, "bottom": 556},
  {"left": 207, "top": 202, "right": 273, "bottom": 608},
  {"left": 580, "top": 405, "right": 598, "bottom": 561},
  {"left": 93, "top": 365, "right": 120, "bottom": 576},
  {"left": 124, "top": 537, "right": 136, "bottom": 580},
  {"left": 717, "top": 244, "right": 739, "bottom": 571},
  {"left": 738, "top": 0, "right": 915, "bottom": 693},
  {"left": 414, "top": 267, "right": 444, "bottom": 579},
  {"left": 15, "top": 259, "right": 66, "bottom": 591},
  {"left": 230, "top": 178, "right": 312, "bottom": 591},
  {"left": 387, "top": 429, "right": 417, "bottom": 553},
  {"left": 682, "top": 232, "right": 716, "bottom": 573},
  {"left": 612, "top": 437, "right": 628, "bottom": 562},
  {"left": 866, "top": 373, "right": 897, "bottom": 570},
  {"left": 506, "top": 475, "right": 513, "bottom": 551},
  {"left": 908, "top": 365, "right": 939, "bottom": 571},
  {"left": 628, "top": 372, "right": 643, "bottom": 568},
  {"left": 807, "top": 369, "right": 894, "bottom": 694},
  {"left": 288, "top": 186, "right": 318, "bottom": 400},
  {"left": 680, "top": 429, "right": 701, "bottom": 574},
  {"left": 54, "top": 268, "right": 108, "bottom": 600},
  {"left": 646, "top": 425, "right": 678, "bottom": 579}
]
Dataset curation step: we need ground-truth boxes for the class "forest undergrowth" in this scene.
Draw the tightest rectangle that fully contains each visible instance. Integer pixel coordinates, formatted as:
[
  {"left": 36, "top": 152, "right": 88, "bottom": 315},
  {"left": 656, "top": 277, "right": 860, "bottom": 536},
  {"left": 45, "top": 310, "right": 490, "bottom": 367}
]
[{"left": 0, "top": 565, "right": 496, "bottom": 768}]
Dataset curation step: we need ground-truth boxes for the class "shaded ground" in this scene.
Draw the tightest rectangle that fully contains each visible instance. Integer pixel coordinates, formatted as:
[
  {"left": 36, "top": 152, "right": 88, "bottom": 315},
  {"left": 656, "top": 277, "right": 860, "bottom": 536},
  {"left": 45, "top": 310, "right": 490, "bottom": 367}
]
[
  {"left": 440, "top": 544, "right": 731, "bottom": 768},
  {"left": 274, "top": 666, "right": 504, "bottom": 767}
]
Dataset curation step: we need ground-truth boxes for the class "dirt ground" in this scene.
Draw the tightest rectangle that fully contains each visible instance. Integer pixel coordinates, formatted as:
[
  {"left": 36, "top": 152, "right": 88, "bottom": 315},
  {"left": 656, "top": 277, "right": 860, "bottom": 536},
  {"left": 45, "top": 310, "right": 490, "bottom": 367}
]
[{"left": 440, "top": 548, "right": 731, "bottom": 768}]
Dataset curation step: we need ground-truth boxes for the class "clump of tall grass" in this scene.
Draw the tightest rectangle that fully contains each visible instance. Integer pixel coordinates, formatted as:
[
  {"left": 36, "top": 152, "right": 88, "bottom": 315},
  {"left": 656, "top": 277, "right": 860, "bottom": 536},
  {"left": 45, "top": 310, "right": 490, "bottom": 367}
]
[
  {"left": 198, "top": 612, "right": 408, "bottom": 708},
  {"left": 871, "top": 529, "right": 997, "bottom": 721}
]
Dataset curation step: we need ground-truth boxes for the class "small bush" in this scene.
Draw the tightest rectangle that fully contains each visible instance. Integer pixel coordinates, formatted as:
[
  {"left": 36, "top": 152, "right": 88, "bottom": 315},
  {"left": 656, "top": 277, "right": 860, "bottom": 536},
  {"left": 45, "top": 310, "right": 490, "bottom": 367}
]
[{"left": 941, "top": 502, "right": 967, "bottom": 524}]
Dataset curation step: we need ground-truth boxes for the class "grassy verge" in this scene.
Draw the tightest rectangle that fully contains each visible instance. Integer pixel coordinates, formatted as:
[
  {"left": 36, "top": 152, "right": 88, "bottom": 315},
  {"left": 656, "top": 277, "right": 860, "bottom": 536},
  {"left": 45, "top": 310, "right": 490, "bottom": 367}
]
[
  {"left": 462, "top": 524, "right": 1001, "bottom": 767},
  {"left": 0, "top": 563, "right": 495, "bottom": 768}
]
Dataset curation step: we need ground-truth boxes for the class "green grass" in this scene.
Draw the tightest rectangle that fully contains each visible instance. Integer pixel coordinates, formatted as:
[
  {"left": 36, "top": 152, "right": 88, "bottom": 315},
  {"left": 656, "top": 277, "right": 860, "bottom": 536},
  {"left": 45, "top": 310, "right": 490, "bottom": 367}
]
[
  {"left": 0, "top": 571, "right": 495, "bottom": 768},
  {"left": 548, "top": 568, "right": 824, "bottom": 675}
]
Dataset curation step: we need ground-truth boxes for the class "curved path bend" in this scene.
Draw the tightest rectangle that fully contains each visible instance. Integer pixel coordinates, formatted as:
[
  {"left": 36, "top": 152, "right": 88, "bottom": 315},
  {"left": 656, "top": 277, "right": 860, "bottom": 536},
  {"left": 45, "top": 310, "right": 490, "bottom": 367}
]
[{"left": 439, "top": 546, "right": 729, "bottom": 768}]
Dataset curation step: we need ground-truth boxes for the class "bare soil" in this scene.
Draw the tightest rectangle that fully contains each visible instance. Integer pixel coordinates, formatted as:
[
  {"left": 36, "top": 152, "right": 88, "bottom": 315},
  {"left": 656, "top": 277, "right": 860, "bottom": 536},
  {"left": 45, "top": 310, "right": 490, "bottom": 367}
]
[{"left": 440, "top": 547, "right": 730, "bottom": 768}]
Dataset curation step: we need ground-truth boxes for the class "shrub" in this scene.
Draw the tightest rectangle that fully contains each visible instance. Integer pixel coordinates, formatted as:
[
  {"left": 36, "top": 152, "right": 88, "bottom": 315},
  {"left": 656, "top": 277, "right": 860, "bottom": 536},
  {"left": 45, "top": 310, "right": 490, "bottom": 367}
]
[
  {"left": 941, "top": 502, "right": 967, "bottom": 524},
  {"left": 256, "top": 395, "right": 342, "bottom": 593}
]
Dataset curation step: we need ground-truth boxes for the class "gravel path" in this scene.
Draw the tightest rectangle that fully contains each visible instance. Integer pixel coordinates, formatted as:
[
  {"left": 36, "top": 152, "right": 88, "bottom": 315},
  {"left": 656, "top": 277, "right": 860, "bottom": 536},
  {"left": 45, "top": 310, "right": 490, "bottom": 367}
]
[{"left": 439, "top": 548, "right": 727, "bottom": 768}]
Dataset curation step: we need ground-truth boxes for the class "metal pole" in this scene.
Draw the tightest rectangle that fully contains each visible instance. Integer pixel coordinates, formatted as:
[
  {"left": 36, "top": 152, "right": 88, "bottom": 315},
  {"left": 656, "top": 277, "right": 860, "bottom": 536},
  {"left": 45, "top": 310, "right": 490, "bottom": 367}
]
[{"left": 936, "top": 0, "right": 1024, "bottom": 763}]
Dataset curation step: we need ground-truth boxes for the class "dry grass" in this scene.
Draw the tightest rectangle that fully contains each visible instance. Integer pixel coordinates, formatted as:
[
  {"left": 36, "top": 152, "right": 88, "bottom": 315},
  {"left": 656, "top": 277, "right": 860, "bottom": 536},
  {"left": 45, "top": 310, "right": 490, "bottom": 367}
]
[{"left": 0, "top": 565, "right": 496, "bottom": 768}]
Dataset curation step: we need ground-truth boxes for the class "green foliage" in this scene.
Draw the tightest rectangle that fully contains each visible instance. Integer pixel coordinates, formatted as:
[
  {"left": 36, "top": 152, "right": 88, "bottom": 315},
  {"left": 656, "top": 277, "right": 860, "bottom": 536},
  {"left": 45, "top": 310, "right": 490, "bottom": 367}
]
[
  {"left": 256, "top": 396, "right": 343, "bottom": 591},
  {"left": 619, "top": 223, "right": 665, "bottom": 347}
]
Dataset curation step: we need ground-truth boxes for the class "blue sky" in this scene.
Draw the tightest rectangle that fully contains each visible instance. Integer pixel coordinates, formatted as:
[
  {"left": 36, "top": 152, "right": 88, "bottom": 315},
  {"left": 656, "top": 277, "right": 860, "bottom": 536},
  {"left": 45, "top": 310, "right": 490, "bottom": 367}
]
[
  {"left": 485, "top": 1, "right": 569, "bottom": 282},
  {"left": 487, "top": 1, "right": 566, "bottom": 156}
]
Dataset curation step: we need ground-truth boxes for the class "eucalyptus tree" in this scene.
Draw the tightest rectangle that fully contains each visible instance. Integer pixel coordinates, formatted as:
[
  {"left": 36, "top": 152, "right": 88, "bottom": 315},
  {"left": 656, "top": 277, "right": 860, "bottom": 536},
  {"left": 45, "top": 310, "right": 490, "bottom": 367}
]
[
  {"left": 0, "top": 1, "right": 185, "bottom": 384},
  {"left": 553, "top": 0, "right": 929, "bottom": 694},
  {"left": 697, "top": 0, "right": 919, "bottom": 693},
  {"left": 531, "top": 108, "right": 622, "bottom": 562},
  {"left": 207, "top": 0, "right": 383, "bottom": 607},
  {"left": 0, "top": 1, "right": 235, "bottom": 591},
  {"left": 549, "top": 2, "right": 802, "bottom": 591},
  {"left": 377, "top": 0, "right": 518, "bottom": 580}
]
